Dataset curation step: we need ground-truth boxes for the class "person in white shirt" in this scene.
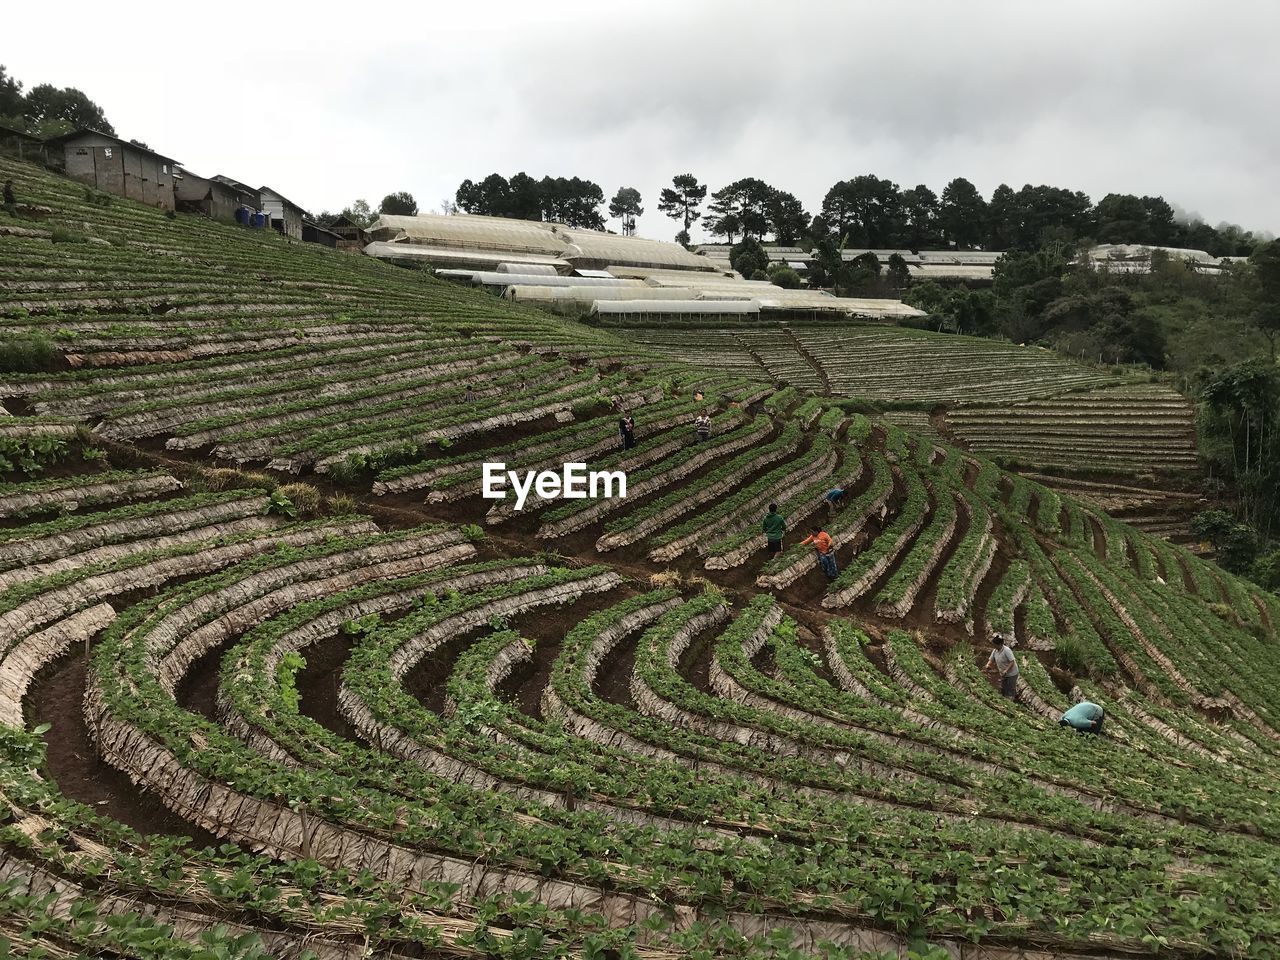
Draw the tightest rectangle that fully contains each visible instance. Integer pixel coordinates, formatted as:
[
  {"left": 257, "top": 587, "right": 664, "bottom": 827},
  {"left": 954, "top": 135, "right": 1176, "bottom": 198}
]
[{"left": 984, "top": 634, "right": 1019, "bottom": 700}]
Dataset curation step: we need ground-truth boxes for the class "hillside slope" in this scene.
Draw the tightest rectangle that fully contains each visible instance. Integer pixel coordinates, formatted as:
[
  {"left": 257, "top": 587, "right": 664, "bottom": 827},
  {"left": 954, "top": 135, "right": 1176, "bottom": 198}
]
[
  {"left": 1, "top": 156, "right": 1278, "bottom": 959},
  {"left": 624, "top": 313, "right": 1203, "bottom": 538}
]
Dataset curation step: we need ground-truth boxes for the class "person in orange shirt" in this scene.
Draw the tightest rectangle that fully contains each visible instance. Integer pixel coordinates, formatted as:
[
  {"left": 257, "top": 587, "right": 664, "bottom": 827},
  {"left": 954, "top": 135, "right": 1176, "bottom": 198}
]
[{"left": 800, "top": 525, "right": 838, "bottom": 579}]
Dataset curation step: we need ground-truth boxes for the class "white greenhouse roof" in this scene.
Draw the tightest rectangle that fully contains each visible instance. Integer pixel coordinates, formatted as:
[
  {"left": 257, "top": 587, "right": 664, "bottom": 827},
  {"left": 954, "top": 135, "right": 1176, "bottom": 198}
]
[
  {"left": 609, "top": 265, "right": 737, "bottom": 282},
  {"left": 368, "top": 213, "right": 566, "bottom": 256},
  {"left": 591, "top": 299, "right": 760, "bottom": 316},
  {"left": 437, "top": 270, "right": 642, "bottom": 288},
  {"left": 505, "top": 285, "right": 700, "bottom": 302},
  {"left": 918, "top": 250, "right": 1004, "bottom": 264},
  {"left": 643, "top": 277, "right": 779, "bottom": 295},
  {"left": 495, "top": 261, "right": 559, "bottom": 275},
  {"left": 822, "top": 297, "right": 926, "bottom": 318},
  {"left": 908, "top": 264, "right": 995, "bottom": 280},
  {"left": 362, "top": 242, "right": 568, "bottom": 271},
  {"left": 1089, "top": 244, "right": 1218, "bottom": 263},
  {"left": 366, "top": 212, "right": 726, "bottom": 272},
  {"left": 560, "top": 229, "right": 722, "bottom": 271}
]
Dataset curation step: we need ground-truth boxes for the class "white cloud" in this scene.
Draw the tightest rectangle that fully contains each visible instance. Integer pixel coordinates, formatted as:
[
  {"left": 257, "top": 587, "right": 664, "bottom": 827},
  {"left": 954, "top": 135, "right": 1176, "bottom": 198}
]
[{"left": 7, "top": 0, "right": 1278, "bottom": 240}]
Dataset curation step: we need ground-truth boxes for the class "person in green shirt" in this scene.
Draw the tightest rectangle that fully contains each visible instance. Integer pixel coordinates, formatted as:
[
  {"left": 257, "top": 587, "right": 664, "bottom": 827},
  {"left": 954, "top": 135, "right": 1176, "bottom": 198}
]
[
  {"left": 1060, "top": 700, "right": 1105, "bottom": 734},
  {"left": 762, "top": 503, "right": 787, "bottom": 555}
]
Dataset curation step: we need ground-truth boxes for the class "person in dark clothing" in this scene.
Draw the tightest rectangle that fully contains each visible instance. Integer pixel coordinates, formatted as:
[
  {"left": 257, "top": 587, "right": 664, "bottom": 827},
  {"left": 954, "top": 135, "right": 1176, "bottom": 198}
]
[
  {"left": 824, "top": 487, "right": 846, "bottom": 516},
  {"left": 619, "top": 414, "right": 636, "bottom": 451},
  {"left": 3, "top": 180, "right": 15, "bottom": 208},
  {"left": 762, "top": 503, "right": 786, "bottom": 555},
  {"left": 695, "top": 413, "right": 711, "bottom": 443}
]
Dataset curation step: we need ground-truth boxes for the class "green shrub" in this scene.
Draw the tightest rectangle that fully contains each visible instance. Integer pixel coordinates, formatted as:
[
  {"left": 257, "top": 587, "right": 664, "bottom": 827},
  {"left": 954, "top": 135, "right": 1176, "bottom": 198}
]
[
  {"left": 325, "top": 492, "right": 361, "bottom": 515},
  {"left": 461, "top": 523, "right": 486, "bottom": 542},
  {"left": 265, "top": 489, "right": 298, "bottom": 518},
  {"left": 51, "top": 226, "right": 89, "bottom": 244},
  {"left": 0, "top": 334, "right": 59, "bottom": 372},
  {"left": 276, "top": 651, "right": 306, "bottom": 712},
  {"left": 767, "top": 265, "right": 802, "bottom": 289},
  {"left": 1054, "top": 633, "right": 1089, "bottom": 675},
  {"left": 275, "top": 482, "right": 321, "bottom": 517},
  {"left": 82, "top": 186, "right": 113, "bottom": 208},
  {"left": 340, "top": 613, "right": 381, "bottom": 637},
  {"left": 327, "top": 455, "right": 369, "bottom": 486},
  {"left": 0, "top": 435, "right": 70, "bottom": 476}
]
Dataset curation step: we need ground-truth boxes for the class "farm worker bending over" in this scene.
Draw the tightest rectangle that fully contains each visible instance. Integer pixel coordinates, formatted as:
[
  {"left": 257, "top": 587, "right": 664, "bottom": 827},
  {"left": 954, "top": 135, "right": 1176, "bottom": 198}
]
[
  {"left": 824, "top": 487, "right": 845, "bottom": 515},
  {"left": 800, "top": 525, "right": 838, "bottom": 579},
  {"left": 1060, "top": 701, "right": 1105, "bottom": 734},
  {"left": 762, "top": 503, "right": 787, "bottom": 555},
  {"left": 984, "top": 634, "right": 1019, "bottom": 700}
]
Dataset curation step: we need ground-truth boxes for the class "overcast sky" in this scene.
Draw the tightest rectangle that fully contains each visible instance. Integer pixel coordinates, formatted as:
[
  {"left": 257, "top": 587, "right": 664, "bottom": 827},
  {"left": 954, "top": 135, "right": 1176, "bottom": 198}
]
[{"left": 7, "top": 1, "right": 1278, "bottom": 242}]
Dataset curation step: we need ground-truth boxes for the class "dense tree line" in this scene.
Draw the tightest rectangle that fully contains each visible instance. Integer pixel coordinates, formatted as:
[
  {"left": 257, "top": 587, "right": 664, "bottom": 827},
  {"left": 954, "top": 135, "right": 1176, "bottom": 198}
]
[
  {"left": 453, "top": 173, "right": 612, "bottom": 230},
  {"left": 443, "top": 167, "right": 1265, "bottom": 261},
  {"left": 0, "top": 64, "right": 113, "bottom": 137},
  {"left": 644, "top": 171, "right": 1263, "bottom": 260}
]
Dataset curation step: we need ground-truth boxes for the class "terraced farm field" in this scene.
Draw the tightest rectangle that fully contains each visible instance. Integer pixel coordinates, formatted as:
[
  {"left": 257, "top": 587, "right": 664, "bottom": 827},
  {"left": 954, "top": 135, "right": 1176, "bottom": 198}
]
[
  {"left": 942, "top": 384, "right": 1199, "bottom": 476},
  {"left": 1, "top": 156, "right": 1278, "bottom": 959},
  {"left": 627, "top": 325, "right": 1201, "bottom": 540},
  {"left": 940, "top": 384, "right": 1201, "bottom": 542},
  {"left": 629, "top": 325, "right": 1123, "bottom": 405}
]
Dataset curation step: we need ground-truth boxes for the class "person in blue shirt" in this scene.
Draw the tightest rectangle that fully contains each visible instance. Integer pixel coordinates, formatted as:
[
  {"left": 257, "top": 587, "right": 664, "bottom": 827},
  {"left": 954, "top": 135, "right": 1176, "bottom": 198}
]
[
  {"left": 1060, "top": 700, "right": 1105, "bottom": 734},
  {"left": 824, "top": 487, "right": 845, "bottom": 516}
]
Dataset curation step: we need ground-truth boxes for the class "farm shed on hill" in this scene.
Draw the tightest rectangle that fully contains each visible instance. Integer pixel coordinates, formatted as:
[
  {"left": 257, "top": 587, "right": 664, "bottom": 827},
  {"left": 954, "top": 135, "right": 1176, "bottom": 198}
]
[
  {"left": 259, "top": 185, "right": 306, "bottom": 239},
  {"left": 47, "top": 129, "right": 179, "bottom": 211},
  {"left": 302, "top": 218, "right": 341, "bottom": 248},
  {"left": 327, "top": 214, "right": 370, "bottom": 253},
  {"left": 175, "top": 169, "right": 253, "bottom": 221},
  {"left": 0, "top": 124, "right": 46, "bottom": 163},
  {"left": 211, "top": 175, "right": 260, "bottom": 207}
]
